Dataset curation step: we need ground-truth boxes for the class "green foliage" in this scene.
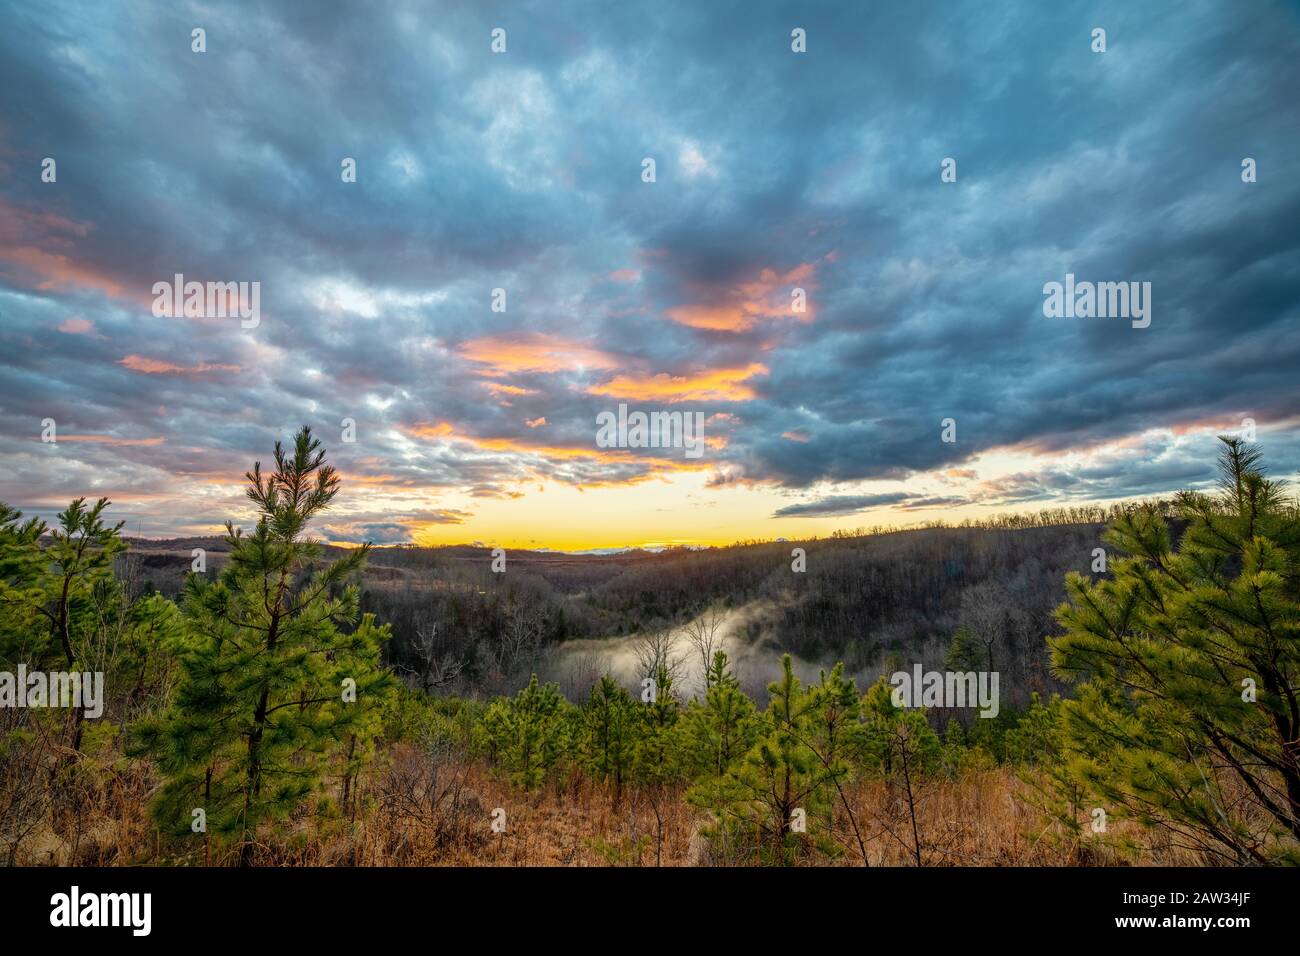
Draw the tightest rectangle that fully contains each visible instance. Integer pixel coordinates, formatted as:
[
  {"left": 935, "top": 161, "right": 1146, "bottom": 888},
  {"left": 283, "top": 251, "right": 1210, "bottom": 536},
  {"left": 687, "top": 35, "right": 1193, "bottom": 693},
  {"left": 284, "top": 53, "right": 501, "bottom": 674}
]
[
  {"left": 0, "top": 498, "right": 184, "bottom": 728},
  {"left": 131, "top": 428, "right": 395, "bottom": 864},
  {"left": 691, "top": 655, "right": 842, "bottom": 863},
  {"left": 0, "top": 502, "right": 52, "bottom": 667},
  {"left": 945, "top": 625, "right": 984, "bottom": 672},
  {"left": 585, "top": 832, "right": 652, "bottom": 866},
  {"left": 802, "top": 662, "right": 868, "bottom": 858},
  {"left": 0, "top": 497, "right": 128, "bottom": 670},
  {"left": 942, "top": 706, "right": 1018, "bottom": 764},
  {"left": 858, "top": 676, "right": 943, "bottom": 865},
  {"left": 45, "top": 498, "right": 129, "bottom": 668},
  {"left": 1049, "top": 438, "right": 1300, "bottom": 865},
  {"left": 581, "top": 674, "right": 637, "bottom": 803},
  {"left": 388, "top": 687, "right": 484, "bottom": 753},
  {"left": 632, "top": 665, "right": 685, "bottom": 789},
  {"left": 481, "top": 674, "right": 574, "bottom": 790},
  {"left": 681, "top": 651, "right": 759, "bottom": 780},
  {"left": 859, "top": 676, "right": 942, "bottom": 777}
]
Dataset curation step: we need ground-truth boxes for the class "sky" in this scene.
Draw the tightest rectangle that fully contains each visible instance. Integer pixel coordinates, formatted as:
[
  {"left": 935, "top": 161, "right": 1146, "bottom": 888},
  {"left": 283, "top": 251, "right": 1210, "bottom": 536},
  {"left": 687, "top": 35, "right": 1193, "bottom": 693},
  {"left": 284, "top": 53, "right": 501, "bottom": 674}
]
[{"left": 1, "top": 0, "right": 1299, "bottom": 551}]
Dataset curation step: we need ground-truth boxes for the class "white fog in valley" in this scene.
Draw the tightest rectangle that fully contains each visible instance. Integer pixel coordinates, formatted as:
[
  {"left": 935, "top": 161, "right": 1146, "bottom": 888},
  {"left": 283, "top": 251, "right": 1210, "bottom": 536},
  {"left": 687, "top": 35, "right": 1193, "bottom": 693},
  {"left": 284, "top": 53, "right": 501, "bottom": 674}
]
[{"left": 539, "top": 600, "right": 838, "bottom": 702}]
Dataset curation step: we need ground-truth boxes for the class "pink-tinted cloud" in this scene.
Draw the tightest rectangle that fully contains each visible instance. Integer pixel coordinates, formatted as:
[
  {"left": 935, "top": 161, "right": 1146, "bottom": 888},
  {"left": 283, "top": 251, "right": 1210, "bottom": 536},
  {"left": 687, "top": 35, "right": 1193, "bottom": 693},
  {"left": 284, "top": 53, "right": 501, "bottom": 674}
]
[
  {"left": 457, "top": 333, "right": 623, "bottom": 377},
  {"left": 0, "top": 198, "right": 137, "bottom": 302},
  {"left": 665, "top": 263, "right": 818, "bottom": 331},
  {"left": 119, "top": 355, "right": 241, "bottom": 376},
  {"left": 57, "top": 317, "right": 95, "bottom": 334}
]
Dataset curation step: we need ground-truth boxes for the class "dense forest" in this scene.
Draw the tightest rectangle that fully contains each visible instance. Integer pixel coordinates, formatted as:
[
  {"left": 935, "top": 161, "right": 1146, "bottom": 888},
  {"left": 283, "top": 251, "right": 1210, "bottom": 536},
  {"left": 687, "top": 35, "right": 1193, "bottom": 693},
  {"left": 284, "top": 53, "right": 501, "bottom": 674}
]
[
  {"left": 124, "top": 503, "right": 1163, "bottom": 704},
  {"left": 1, "top": 430, "right": 1296, "bottom": 867}
]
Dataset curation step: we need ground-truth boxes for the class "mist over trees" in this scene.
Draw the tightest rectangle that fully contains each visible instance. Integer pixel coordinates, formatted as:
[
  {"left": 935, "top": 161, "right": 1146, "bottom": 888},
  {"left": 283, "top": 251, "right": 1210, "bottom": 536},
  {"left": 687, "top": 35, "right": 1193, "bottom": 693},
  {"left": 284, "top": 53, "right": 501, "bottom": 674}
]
[
  {"left": 124, "top": 505, "right": 1127, "bottom": 705},
  {"left": 1, "top": 433, "right": 1295, "bottom": 866}
]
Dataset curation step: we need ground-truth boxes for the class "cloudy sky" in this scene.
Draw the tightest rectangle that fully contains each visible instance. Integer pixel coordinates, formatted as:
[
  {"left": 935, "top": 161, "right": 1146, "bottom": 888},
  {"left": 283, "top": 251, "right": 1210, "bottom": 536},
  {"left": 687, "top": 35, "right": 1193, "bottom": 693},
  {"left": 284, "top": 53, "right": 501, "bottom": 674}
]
[{"left": 2, "top": 1, "right": 1298, "bottom": 549}]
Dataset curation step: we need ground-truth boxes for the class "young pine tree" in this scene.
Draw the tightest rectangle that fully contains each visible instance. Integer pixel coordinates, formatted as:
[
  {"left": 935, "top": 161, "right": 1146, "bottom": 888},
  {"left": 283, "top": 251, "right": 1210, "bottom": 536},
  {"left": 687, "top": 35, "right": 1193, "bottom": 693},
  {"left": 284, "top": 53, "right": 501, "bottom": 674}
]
[
  {"left": 805, "top": 662, "right": 867, "bottom": 862},
  {"left": 682, "top": 650, "right": 758, "bottom": 781},
  {"left": 695, "top": 655, "right": 838, "bottom": 864},
  {"left": 632, "top": 664, "right": 685, "bottom": 866},
  {"left": 0, "top": 498, "right": 126, "bottom": 673},
  {"left": 481, "top": 674, "right": 573, "bottom": 792},
  {"left": 1050, "top": 438, "right": 1300, "bottom": 864},
  {"left": 0, "top": 503, "right": 57, "bottom": 673},
  {"left": 582, "top": 674, "right": 638, "bottom": 807},
  {"left": 860, "top": 676, "right": 942, "bottom": 866},
  {"left": 1, "top": 498, "right": 179, "bottom": 761},
  {"left": 132, "top": 428, "right": 395, "bottom": 866}
]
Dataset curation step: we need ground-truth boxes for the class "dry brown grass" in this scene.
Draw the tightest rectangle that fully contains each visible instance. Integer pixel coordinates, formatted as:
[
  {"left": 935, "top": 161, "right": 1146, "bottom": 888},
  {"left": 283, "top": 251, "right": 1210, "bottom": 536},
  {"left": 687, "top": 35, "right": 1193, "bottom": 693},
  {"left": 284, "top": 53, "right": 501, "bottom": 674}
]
[
  {"left": 832, "top": 772, "right": 1193, "bottom": 866},
  {"left": 3, "top": 737, "right": 1198, "bottom": 867}
]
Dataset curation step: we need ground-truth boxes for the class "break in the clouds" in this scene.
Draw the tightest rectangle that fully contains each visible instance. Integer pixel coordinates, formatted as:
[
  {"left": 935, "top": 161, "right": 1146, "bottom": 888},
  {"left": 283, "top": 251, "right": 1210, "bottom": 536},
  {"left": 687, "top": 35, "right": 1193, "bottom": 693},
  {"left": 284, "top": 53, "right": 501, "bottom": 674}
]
[{"left": 1, "top": 1, "right": 1298, "bottom": 545}]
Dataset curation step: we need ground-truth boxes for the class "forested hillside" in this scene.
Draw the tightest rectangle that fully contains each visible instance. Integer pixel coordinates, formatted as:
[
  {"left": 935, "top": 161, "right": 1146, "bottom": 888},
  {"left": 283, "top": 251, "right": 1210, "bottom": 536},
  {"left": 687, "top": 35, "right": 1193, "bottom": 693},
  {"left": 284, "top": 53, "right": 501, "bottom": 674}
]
[
  {"left": 2, "top": 432, "right": 1295, "bottom": 867},
  {"left": 122, "top": 512, "right": 1147, "bottom": 706}
]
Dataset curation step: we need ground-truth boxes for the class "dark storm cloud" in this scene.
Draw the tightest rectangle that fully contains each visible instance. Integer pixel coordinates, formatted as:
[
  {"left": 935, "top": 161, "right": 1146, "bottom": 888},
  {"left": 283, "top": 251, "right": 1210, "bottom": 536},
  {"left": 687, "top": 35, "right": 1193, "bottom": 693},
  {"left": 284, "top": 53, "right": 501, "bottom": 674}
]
[
  {"left": 773, "top": 492, "right": 911, "bottom": 518},
  {"left": 979, "top": 429, "right": 1300, "bottom": 506},
  {"left": 2, "top": 0, "right": 1298, "bottom": 532},
  {"left": 896, "top": 496, "right": 968, "bottom": 511}
]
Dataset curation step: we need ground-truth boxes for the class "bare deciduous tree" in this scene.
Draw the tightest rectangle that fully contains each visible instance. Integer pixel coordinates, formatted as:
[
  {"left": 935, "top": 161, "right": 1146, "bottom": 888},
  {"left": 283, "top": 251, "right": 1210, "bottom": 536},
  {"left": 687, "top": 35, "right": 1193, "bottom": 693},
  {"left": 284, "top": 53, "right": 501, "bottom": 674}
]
[
  {"left": 632, "top": 620, "right": 685, "bottom": 689},
  {"left": 492, "top": 602, "right": 546, "bottom": 689},
  {"left": 682, "top": 604, "right": 728, "bottom": 694},
  {"left": 397, "top": 619, "right": 463, "bottom": 693}
]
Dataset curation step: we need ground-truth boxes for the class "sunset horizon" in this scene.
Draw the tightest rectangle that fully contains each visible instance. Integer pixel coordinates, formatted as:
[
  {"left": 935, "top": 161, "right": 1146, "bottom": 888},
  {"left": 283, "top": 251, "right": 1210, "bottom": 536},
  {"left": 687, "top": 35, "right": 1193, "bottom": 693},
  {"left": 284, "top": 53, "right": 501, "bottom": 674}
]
[
  {"left": 39, "top": 420, "right": 1298, "bottom": 553},
  {"left": 4, "top": 4, "right": 1299, "bottom": 554},
  {"left": 4, "top": 0, "right": 1300, "bottom": 917}
]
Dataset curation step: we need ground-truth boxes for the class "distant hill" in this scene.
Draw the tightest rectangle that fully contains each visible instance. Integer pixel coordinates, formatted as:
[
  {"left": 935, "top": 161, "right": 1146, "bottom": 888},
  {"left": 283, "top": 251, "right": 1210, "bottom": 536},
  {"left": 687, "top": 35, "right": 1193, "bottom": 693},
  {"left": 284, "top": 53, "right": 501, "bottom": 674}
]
[{"left": 116, "top": 518, "right": 1136, "bottom": 706}]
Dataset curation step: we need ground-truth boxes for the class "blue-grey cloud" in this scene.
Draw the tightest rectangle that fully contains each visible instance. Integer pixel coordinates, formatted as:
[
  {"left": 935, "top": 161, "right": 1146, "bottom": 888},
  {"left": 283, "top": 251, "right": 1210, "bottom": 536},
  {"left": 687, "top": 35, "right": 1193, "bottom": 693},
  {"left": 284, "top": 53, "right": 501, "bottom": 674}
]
[
  {"left": 1, "top": 0, "right": 1298, "bottom": 537},
  {"left": 773, "top": 493, "right": 912, "bottom": 518}
]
